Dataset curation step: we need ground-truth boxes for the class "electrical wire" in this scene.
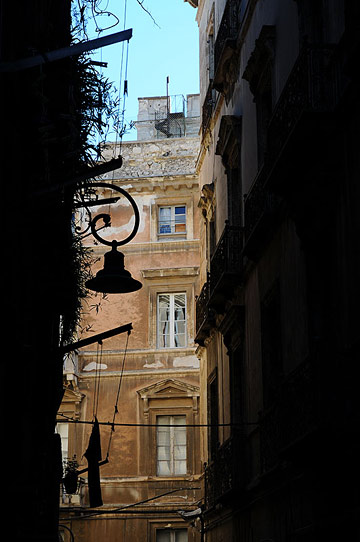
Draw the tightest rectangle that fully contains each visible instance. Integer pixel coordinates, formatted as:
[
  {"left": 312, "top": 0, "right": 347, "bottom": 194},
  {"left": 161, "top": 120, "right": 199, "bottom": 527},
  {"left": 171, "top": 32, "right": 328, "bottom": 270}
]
[
  {"left": 91, "top": 0, "right": 120, "bottom": 33},
  {"left": 61, "top": 487, "right": 201, "bottom": 520},
  {"left": 112, "top": 0, "right": 129, "bottom": 163},
  {"left": 105, "top": 329, "right": 130, "bottom": 459},
  {"left": 57, "top": 413, "right": 259, "bottom": 427}
]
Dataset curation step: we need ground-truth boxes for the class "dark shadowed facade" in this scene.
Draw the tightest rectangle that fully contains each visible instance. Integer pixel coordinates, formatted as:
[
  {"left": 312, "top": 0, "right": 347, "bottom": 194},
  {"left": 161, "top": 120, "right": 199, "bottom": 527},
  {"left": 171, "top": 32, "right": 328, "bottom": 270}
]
[
  {"left": 188, "top": 0, "right": 360, "bottom": 540},
  {"left": 1, "top": 1, "right": 83, "bottom": 541}
]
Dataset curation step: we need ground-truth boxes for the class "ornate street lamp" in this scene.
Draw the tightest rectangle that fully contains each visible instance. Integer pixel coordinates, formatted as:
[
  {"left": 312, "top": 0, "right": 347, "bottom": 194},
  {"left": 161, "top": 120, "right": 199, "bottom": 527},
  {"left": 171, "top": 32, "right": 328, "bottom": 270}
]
[{"left": 78, "top": 181, "right": 142, "bottom": 294}]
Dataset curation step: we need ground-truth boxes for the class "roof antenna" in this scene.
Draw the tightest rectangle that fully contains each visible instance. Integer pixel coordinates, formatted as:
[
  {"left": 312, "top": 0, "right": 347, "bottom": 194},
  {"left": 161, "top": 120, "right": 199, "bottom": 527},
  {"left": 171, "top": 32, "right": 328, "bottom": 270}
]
[{"left": 166, "top": 76, "right": 170, "bottom": 119}]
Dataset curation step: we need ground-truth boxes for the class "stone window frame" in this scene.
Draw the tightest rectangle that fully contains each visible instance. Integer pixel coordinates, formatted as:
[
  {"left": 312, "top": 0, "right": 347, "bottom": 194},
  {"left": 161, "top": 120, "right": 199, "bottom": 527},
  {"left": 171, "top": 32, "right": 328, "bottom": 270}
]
[
  {"left": 149, "top": 522, "right": 192, "bottom": 542},
  {"left": 150, "top": 195, "right": 195, "bottom": 242},
  {"left": 215, "top": 115, "right": 243, "bottom": 227},
  {"left": 137, "top": 379, "right": 200, "bottom": 479},
  {"left": 156, "top": 413, "right": 188, "bottom": 476},
  {"left": 56, "top": 387, "right": 84, "bottom": 462},
  {"left": 141, "top": 267, "right": 199, "bottom": 350},
  {"left": 155, "top": 527, "right": 188, "bottom": 542},
  {"left": 242, "top": 25, "right": 276, "bottom": 169},
  {"left": 158, "top": 204, "right": 187, "bottom": 238}
]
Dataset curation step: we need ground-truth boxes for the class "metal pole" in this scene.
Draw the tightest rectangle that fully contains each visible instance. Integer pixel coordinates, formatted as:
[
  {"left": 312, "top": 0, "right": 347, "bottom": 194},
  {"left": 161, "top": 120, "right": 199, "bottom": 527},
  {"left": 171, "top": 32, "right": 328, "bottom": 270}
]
[
  {"left": 0, "top": 29, "right": 132, "bottom": 72},
  {"left": 60, "top": 323, "right": 132, "bottom": 354}
]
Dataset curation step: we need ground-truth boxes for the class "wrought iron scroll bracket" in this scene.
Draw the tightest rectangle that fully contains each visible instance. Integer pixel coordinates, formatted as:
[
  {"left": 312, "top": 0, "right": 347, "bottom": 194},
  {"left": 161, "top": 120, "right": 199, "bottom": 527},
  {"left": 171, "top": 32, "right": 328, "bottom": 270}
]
[{"left": 80, "top": 181, "right": 140, "bottom": 247}]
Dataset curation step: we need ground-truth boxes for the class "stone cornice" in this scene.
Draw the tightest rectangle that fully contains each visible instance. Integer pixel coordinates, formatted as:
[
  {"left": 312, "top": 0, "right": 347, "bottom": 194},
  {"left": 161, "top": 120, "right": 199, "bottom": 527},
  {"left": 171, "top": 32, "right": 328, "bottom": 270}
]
[
  {"left": 78, "top": 368, "right": 200, "bottom": 378},
  {"left": 141, "top": 266, "right": 199, "bottom": 279},
  {"left": 137, "top": 378, "right": 200, "bottom": 399},
  {"left": 96, "top": 174, "right": 198, "bottom": 194},
  {"left": 88, "top": 239, "right": 200, "bottom": 256}
]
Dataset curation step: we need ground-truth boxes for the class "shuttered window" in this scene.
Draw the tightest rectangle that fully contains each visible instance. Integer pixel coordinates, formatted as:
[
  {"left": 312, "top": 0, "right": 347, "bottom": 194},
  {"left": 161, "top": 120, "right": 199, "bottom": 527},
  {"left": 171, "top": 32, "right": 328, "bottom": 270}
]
[
  {"left": 156, "top": 415, "right": 187, "bottom": 476},
  {"left": 157, "top": 293, "right": 186, "bottom": 348},
  {"left": 156, "top": 529, "right": 187, "bottom": 542}
]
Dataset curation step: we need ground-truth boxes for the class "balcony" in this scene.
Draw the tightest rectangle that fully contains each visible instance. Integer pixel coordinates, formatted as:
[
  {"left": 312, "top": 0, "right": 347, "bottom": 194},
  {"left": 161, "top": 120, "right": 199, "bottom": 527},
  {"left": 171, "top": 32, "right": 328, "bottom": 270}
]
[
  {"left": 243, "top": 168, "right": 282, "bottom": 259},
  {"left": 244, "top": 44, "right": 339, "bottom": 256},
  {"left": 266, "top": 44, "right": 339, "bottom": 171},
  {"left": 204, "top": 433, "right": 246, "bottom": 510},
  {"left": 209, "top": 223, "right": 243, "bottom": 310},
  {"left": 195, "top": 224, "right": 243, "bottom": 343},
  {"left": 213, "top": 0, "right": 241, "bottom": 96},
  {"left": 195, "top": 278, "right": 214, "bottom": 345},
  {"left": 201, "top": 81, "right": 216, "bottom": 140},
  {"left": 260, "top": 360, "right": 317, "bottom": 473}
]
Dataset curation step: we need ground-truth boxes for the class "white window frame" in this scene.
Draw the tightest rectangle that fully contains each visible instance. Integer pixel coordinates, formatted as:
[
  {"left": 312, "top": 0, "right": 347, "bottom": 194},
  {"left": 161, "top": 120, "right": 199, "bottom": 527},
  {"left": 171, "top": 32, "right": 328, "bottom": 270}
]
[
  {"left": 157, "top": 292, "right": 187, "bottom": 349},
  {"left": 158, "top": 205, "right": 186, "bottom": 236},
  {"left": 56, "top": 422, "right": 69, "bottom": 463},
  {"left": 156, "top": 528, "right": 188, "bottom": 542},
  {"left": 156, "top": 415, "right": 187, "bottom": 476}
]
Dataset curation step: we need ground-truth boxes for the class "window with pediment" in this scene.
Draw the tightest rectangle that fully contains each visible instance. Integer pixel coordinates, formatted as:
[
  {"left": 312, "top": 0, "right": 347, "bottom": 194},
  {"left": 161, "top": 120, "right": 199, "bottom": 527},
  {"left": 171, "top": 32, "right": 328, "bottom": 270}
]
[
  {"left": 137, "top": 379, "right": 200, "bottom": 477},
  {"left": 243, "top": 25, "right": 276, "bottom": 169}
]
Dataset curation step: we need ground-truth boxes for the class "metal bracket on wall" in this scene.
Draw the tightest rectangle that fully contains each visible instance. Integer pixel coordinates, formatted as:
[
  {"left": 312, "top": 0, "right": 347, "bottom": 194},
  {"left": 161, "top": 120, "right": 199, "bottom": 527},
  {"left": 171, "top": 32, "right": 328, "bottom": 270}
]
[
  {"left": 0, "top": 29, "right": 132, "bottom": 72},
  {"left": 60, "top": 322, "right": 132, "bottom": 354}
]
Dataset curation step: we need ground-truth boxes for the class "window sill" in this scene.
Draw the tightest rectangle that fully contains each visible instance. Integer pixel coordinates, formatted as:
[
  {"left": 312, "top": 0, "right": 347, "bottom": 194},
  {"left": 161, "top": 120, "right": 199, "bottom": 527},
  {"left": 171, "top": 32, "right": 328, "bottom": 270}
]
[
  {"left": 157, "top": 234, "right": 187, "bottom": 241},
  {"left": 156, "top": 346, "right": 190, "bottom": 351},
  {"left": 148, "top": 475, "right": 196, "bottom": 481}
]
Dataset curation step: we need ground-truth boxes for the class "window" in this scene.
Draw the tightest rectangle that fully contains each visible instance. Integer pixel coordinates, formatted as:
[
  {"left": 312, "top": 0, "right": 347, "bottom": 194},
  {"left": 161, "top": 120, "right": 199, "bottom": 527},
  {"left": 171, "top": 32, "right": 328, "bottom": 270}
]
[
  {"left": 157, "top": 415, "right": 187, "bottom": 475},
  {"left": 157, "top": 293, "right": 186, "bottom": 348},
  {"left": 56, "top": 422, "right": 69, "bottom": 462},
  {"left": 156, "top": 529, "right": 187, "bottom": 542},
  {"left": 158, "top": 205, "right": 186, "bottom": 235}
]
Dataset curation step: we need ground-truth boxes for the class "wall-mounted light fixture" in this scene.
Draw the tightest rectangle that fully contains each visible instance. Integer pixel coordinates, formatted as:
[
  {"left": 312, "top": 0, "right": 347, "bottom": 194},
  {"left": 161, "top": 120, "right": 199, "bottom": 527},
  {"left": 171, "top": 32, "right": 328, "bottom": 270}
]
[{"left": 78, "top": 181, "right": 142, "bottom": 294}]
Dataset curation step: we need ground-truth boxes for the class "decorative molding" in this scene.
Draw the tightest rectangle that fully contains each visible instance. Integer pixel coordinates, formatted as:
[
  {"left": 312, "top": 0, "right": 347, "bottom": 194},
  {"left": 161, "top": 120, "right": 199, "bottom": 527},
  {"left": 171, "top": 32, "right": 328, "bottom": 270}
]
[
  {"left": 218, "top": 304, "right": 245, "bottom": 352},
  {"left": 141, "top": 266, "right": 199, "bottom": 280},
  {"left": 184, "top": 0, "right": 198, "bottom": 7},
  {"left": 108, "top": 175, "right": 199, "bottom": 194},
  {"left": 89, "top": 239, "right": 200, "bottom": 257},
  {"left": 212, "top": 0, "right": 241, "bottom": 101},
  {"left": 198, "top": 182, "right": 216, "bottom": 222},
  {"left": 242, "top": 25, "right": 276, "bottom": 96},
  {"left": 215, "top": 115, "right": 242, "bottom": 168},
  {"left": 137, "top": 378, "right": 200, "bottom": 400}
]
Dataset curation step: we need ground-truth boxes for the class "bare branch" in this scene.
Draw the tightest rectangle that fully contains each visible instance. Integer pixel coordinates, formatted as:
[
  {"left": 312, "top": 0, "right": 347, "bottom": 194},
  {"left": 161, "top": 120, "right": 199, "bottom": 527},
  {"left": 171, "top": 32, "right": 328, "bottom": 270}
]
[{"left": 135, "top": 0, "right": 160, "bottom": 28}]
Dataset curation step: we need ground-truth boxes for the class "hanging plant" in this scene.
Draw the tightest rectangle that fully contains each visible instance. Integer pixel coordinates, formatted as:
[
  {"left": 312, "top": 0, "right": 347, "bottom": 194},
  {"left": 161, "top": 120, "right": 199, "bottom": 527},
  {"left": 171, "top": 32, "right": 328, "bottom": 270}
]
[{"left": 62, "top": 456, "right": 79, "bottom": 495}]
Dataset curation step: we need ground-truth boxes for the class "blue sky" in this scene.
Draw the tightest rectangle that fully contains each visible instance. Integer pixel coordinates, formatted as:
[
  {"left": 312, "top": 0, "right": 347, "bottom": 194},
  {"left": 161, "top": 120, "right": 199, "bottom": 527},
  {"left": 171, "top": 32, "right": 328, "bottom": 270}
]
[{"left": 86, "top": 0, "right": 200, "bottom": 141}]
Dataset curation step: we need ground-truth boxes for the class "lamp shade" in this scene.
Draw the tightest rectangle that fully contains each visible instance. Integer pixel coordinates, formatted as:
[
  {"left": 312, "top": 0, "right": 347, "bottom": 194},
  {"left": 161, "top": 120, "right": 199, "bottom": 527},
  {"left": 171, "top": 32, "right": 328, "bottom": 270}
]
[{"left": 85, "top": 243, "right": 142, "bottom": 294}]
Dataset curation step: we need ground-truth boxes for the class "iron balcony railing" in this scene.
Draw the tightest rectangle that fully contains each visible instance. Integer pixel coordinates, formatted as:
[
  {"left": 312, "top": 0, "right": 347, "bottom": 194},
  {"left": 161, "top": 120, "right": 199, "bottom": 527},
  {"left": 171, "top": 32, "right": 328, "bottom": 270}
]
[
  {"left": 244, "top": 45, "right": 339, "bottom": 247},
  {"left": 244, "top": 168, "right": 281, "bottom": 247},
  {"left": 214, "top": 0, "right": 241, "bottom": 77},
  {"left": 195, "top": 224, "right": 243, "bottom": 340},
  {"left": 209, "top": 223, "right": 243, "bottom": 300},
  {"left": 266, "top": 44, "right": 339, "bottom": 164},
  {"left": 195, "top": 277, "right": 215, "bottom": 343},
  {"left": 204, "top": 433, "right": 246, "bottom": 509}
]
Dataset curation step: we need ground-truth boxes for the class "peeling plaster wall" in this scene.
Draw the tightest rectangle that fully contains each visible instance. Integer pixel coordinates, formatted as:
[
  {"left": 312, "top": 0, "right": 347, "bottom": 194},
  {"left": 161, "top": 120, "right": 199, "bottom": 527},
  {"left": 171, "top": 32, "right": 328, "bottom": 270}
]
[{"left": 62, "top": 95, "right": 203, "bottom": 526}]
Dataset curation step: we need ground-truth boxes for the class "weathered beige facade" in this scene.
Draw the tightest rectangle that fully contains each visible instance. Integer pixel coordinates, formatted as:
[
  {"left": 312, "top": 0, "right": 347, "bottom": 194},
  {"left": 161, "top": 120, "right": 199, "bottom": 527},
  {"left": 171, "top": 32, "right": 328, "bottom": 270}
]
[{"left": 58, "top": 95, "right": 203, "bottom": 542}]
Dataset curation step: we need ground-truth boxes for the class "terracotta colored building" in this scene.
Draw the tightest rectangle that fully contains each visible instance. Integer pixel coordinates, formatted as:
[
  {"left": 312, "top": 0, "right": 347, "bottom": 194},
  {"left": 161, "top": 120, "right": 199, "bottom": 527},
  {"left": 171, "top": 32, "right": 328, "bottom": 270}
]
[{"left": 58, "top": 94, "right": 204, "bottom": 542}]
